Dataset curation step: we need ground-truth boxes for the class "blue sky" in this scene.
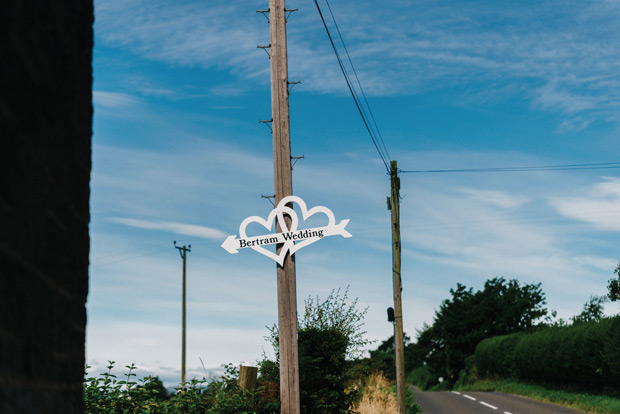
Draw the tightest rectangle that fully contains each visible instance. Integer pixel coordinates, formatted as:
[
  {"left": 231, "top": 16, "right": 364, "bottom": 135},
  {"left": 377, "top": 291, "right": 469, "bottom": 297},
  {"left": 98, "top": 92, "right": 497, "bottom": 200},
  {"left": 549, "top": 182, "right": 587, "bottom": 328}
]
[{"left": 89, "top": 0, "right": 620, "bottom": 386}]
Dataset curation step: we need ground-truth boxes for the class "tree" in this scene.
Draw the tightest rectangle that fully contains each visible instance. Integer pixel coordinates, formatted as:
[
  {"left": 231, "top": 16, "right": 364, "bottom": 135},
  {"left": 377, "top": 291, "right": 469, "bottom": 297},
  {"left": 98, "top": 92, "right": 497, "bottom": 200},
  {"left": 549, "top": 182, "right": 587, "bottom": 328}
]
[
  {"left": 412, "top": 277, "right": 548, "bottom": 383},
  {"left": 608, "top": 262, "right": 620, "bottom": 302},
  {"left": 572, "top": 295, "right": 607, "bottom": 324},
  {"left": 361, "top": 334, "right": 411, "bottom": 380}
]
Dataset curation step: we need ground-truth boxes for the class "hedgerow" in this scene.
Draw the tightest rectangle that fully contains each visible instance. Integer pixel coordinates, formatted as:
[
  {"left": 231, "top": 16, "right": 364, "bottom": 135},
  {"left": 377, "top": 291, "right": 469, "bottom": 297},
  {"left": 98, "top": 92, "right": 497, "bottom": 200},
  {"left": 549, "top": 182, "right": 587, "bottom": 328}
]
[{"left": 475, "top": 316, "right": 620, "bottom": 390}]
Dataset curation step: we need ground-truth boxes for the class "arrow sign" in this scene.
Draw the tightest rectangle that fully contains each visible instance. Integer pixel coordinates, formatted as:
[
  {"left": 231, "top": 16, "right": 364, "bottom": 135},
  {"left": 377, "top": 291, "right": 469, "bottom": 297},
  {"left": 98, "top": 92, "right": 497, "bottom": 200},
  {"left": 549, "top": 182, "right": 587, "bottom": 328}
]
[
  {"left": 221, "top": 196, "right": 351, "bottom": 265},
  {"left": 222, "top": 221, "right": 351, "bottom": 254}
]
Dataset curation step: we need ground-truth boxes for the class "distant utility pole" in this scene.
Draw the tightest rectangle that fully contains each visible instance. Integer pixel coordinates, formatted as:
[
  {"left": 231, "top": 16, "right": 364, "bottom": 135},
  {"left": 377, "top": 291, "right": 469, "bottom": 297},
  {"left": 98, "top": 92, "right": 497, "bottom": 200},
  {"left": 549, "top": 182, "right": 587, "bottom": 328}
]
[
  {"left": 264, "top": 0, "right": 300, "bottom": 413},
  {"left": 388, "top": 161, "right": 406, "bottom": 414},
  {"left": 174, "top": 241, "right": 191, "bottom": 386}
]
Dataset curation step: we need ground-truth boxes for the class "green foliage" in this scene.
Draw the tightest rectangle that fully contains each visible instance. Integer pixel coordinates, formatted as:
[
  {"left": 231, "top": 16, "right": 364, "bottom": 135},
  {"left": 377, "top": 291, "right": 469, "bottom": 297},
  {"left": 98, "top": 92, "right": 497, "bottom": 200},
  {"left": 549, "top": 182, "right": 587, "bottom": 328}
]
[
  {"left": 475, "top": 333, "right": 522, "bottom": 379},
  {"left": 298, "top": 327, "right": 354, "bottom": 414},
  {"left": 84, "top": 361, "right": 167, "bottom": 414},
  {"left": 412, "top": 277, "right": 548, "bottom": 384},
  {"left": 401, "top": 384, "right": 422, "bottom": 414},
  {"left": 298, "top": 287, "right": 372, "bottom": 359},
  {"left": 608, "top": 262, "right": 620, "bottom": 302},
  {"left": 84, "top": 362, "right": 280, "bottom": 414},
  {"left": 266, "top": 287, "right": 370, "bottom": 414},
  {"left": 359, "top": 334, "right": 411, "bottom": 380},
  {"left": 406, "top": 366, "right": 437, "bottom": 390},
  {"left": 475, "top": 316, "right": 620, "bottom": 390},
  {"left": 362, "top": 347, "right": 395, "bottom": 380},
  {"left": 572, "top": 295, "right": 608, "bottom": 324}
]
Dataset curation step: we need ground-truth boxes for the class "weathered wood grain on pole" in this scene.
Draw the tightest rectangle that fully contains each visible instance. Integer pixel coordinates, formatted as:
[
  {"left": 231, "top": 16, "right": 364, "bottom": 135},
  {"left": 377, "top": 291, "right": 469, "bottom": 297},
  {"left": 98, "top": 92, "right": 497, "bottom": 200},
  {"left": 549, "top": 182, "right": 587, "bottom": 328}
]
[
  {"left": 390, "top": 160, "right": 406, "bottom": 414},
  {"left": 239, "top": 365, "right": 259, "bottom": 391},
  {"left": 269, "top": 0, "right": 301, "bottom": 413}
]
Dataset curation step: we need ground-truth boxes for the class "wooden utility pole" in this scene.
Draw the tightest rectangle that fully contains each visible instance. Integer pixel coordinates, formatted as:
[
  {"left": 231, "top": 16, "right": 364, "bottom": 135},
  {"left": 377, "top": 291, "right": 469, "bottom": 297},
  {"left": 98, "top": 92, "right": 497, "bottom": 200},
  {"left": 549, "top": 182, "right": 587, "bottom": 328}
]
[
  {"left": 174, "top": 241, "right": 191, "bottom": 386},
  {"left": 268, "top": 1, "right": 300, "bottom": 413},
  {"left": 388, "top": 161, "right": 406, "bottom": 414}
]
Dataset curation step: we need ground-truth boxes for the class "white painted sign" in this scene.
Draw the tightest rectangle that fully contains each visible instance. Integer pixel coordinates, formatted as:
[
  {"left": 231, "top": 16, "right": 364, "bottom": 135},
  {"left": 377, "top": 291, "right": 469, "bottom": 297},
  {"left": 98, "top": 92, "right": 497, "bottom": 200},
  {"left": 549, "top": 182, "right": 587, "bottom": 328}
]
[{"left": 222, "top": 195, "right": 351, "bottom": 265}]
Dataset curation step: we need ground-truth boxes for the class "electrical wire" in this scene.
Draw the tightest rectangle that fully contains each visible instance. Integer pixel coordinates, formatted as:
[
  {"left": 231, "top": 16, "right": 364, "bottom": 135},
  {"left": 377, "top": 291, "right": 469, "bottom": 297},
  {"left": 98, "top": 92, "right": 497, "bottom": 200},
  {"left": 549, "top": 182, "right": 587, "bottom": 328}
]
[
  {"left": 313, "top": 0, "right": 391, "bottom": 173},
  {"left": 311, "top": 2, "right": 619, "bottom": 179},
  {"left": 323, "top": 0, "right": 391, "bottom": 164},
  {"left": 400, "top": 162, "right": 620, "bottom": 174}
]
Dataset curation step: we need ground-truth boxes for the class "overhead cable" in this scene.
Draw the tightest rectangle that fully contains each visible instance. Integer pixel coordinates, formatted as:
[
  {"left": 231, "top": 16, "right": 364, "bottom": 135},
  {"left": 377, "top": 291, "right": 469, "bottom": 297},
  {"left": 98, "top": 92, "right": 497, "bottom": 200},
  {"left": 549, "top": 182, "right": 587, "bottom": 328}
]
[
  {"left": 400, "top": 162, "right": 620, "bottom": 174},
  {"left": 313, "top": 0, "right": 390, "bottom": 173}
]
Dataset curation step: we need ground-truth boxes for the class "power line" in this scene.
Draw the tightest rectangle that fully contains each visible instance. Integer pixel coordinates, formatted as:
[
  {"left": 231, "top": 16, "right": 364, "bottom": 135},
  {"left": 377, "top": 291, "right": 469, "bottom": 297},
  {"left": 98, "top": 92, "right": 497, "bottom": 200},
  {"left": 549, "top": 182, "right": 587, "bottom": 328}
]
[
  {"left": 313, "top": 0, "right": 390, "bottom": 173},
  {"left": 322, "top": 0, "right": 391, "bottom": 164},
  {"left": 400, "top": 162, "right": 620, "bottom": 174}
]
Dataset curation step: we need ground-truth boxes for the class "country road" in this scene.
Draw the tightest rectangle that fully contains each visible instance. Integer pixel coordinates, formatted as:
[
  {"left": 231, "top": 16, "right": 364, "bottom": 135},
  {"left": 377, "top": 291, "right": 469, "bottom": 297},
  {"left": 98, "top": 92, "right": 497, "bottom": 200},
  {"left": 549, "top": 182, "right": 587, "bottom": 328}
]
[{"left": 412, "top": 388, "right": 587, "bottom": 414}]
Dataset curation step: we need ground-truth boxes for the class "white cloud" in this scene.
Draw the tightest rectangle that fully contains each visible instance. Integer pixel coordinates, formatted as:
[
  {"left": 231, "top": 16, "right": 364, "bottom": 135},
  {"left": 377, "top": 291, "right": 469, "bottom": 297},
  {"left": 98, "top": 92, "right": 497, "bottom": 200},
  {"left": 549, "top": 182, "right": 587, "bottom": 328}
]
[
  {"left": 108, "top": 217, "right": 228, "bottom": 240},
  {"left": 456, "top": 188, "right": 530, "bottom": 209},
  {"left": 93, "top": 90, "right": 140, "bottom": 108},
  {"left": 534, "top": 81, "right": 597, "bottom": 114},
  {"left": 550, "top": 177, "right": 620, "bottom": 230}
]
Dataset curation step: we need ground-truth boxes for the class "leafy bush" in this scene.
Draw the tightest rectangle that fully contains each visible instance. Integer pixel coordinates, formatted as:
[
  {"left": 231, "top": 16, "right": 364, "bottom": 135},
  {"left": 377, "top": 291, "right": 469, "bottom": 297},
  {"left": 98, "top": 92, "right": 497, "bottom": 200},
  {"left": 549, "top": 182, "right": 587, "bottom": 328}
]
[
  {"left": 298, "top": 327, "right": 352, "bottom": 413},
  {"left": 266, "top": 287, "right": 370, "bottom": 414},
  {"left": 84, "top": 362, "right": 279, "bottom": 414},
  {"left": 475, "top": 333, "right": 522, "bottom": 379},
  {"left": 406, "top": 366, "right": 436, "bottom": 390},
  {"left": 476, "top": 316, "right": 620, "bottom": 390}
]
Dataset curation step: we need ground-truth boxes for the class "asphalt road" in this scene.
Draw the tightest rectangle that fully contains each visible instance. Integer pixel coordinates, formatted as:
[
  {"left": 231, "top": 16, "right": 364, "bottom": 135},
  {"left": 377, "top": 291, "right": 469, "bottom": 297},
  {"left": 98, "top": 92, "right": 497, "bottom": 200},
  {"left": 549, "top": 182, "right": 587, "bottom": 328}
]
[{"left": 412, "top": 388, "right": 587, "bottom": 414}]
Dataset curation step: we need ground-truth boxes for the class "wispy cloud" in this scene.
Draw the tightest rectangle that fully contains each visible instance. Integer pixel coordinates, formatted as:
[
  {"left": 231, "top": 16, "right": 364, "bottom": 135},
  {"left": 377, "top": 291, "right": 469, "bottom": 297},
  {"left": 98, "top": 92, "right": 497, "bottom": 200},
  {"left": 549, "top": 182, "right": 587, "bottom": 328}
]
[
  {"left": 108, "top": 217, "right": 228, "bottom": 240},
  {"left": 93, "top": 90, "right": 140, "bottom": 108},
  {"left": 95, "top": 1, "right": 266, "bottom": 79},
  {"left": 94, "top": 0, "right": 620, "bottom": 129},
  {"left": 550, "top": 177, "right": 620, "bottom": 230},
  {"left": 456, "top": 188, "right": 530, "bottom": 209}
]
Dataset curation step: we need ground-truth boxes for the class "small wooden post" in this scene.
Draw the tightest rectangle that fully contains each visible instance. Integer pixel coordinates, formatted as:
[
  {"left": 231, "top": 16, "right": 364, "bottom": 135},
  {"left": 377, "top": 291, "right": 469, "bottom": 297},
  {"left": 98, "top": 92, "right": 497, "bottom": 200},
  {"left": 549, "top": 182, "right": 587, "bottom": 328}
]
[{"left": 239, "top": 365, "right": 259, "bottom": 392}]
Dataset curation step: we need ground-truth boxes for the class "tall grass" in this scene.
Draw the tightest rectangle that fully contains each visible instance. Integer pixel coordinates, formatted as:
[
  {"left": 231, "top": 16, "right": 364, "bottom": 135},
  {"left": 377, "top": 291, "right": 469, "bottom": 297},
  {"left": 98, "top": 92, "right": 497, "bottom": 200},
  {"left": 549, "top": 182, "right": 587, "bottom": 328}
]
[{"left": 351, "top": 373, "right": 399, "bottom": 414}]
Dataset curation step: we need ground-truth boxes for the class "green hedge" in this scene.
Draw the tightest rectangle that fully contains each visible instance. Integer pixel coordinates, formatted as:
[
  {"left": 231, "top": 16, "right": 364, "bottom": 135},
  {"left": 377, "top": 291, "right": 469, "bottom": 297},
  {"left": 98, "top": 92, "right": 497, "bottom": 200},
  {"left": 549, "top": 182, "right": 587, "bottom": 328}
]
[{"left": 475, "top": 316, "right": 620, "bottom": 390}]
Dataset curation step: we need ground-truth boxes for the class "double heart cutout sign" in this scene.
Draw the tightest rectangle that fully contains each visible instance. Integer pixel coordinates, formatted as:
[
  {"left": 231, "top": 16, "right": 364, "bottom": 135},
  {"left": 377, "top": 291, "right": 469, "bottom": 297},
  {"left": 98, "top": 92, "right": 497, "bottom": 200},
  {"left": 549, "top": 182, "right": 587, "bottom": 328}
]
[{"left": 221, "top": 196, "right": 351, "bottom": 265}]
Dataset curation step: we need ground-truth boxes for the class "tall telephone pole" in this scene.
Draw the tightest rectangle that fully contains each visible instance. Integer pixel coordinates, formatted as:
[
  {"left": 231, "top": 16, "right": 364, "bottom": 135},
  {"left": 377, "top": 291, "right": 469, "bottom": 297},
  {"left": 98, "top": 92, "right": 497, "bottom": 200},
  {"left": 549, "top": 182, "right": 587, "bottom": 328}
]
[
  {"left": 388, "top": 161, "right": 406, "bottom": 414},
  {"left": 174, "top": 241, "right": 191, "bottom": 386},
  {"left": 267, "top": 1, "right": 300, "bottom": 413}
]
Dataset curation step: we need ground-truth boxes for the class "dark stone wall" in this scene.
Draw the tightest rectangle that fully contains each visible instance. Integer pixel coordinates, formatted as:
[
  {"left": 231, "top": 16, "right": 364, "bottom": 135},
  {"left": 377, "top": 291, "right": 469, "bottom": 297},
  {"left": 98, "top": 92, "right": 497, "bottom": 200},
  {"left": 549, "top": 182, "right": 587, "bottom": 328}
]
[{"left": 0, "top": 1, "right": 93, "bottom": 413}]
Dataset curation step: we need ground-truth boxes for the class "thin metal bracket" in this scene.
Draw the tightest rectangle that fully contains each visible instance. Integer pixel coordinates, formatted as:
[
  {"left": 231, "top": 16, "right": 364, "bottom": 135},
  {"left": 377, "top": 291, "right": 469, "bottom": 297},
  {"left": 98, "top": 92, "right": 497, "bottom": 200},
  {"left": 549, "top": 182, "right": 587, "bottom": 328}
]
[
  {"left": 256, "top": 9, "right": 270, "bottom": 23},
  {"left": 285, "top": 8, "right": 298, "bottom": 21},
  {"left": 288, "top": 80, "right": 301, "bottom": 93},
  {"left": 261, "top": 194, "right": 276, "bottom": 207},
  {"left": 257, "top": 44, "right": 271, "bottom": 59},
  {"left": 291, "top": 155, "right": 305, "bottom": 170},
  {"left": 259, "top": 118, "right": 273, "bottom": 133}
]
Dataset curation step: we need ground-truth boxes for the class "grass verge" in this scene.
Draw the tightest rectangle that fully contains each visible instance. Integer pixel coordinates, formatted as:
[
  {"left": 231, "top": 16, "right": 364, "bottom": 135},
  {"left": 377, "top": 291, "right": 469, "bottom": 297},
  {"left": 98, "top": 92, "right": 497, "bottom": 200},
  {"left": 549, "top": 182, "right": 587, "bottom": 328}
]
[
  {"left": 455, "top": 379, "right": 620, "bottom": 414},
  {"left": 351, "top": 373, "right": 421, "bottom": 414}
]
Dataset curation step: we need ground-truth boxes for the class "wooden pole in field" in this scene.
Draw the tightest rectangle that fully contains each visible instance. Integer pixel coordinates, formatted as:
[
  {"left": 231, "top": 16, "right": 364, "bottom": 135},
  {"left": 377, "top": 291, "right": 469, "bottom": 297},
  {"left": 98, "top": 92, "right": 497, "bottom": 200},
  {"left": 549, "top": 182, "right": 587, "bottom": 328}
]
[
  {"left": 388, "top": 161, "right": 406, "bottom": 413},
  {"left": 268, "top": 1, "right": 300, "bottom": 413},
  {"left": 174, "top": 241, "right": 191, "bottom": 387}
]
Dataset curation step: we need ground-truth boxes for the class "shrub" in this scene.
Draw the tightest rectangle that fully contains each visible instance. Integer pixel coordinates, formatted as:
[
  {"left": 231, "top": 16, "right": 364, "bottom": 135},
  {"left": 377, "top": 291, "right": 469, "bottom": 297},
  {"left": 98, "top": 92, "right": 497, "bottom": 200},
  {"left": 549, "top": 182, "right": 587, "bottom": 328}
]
[
  {"left": 84, "top": 362, "right": 280, "bottom": 414},
  {"left": 475, "top": 333, "right": 522, "bottom": 379},
  {"left": 476, "top": 316, "right": 620, "bottom": 390},
  {"left": 406, "top": 366, "right": 436, "bottom": 390}
]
